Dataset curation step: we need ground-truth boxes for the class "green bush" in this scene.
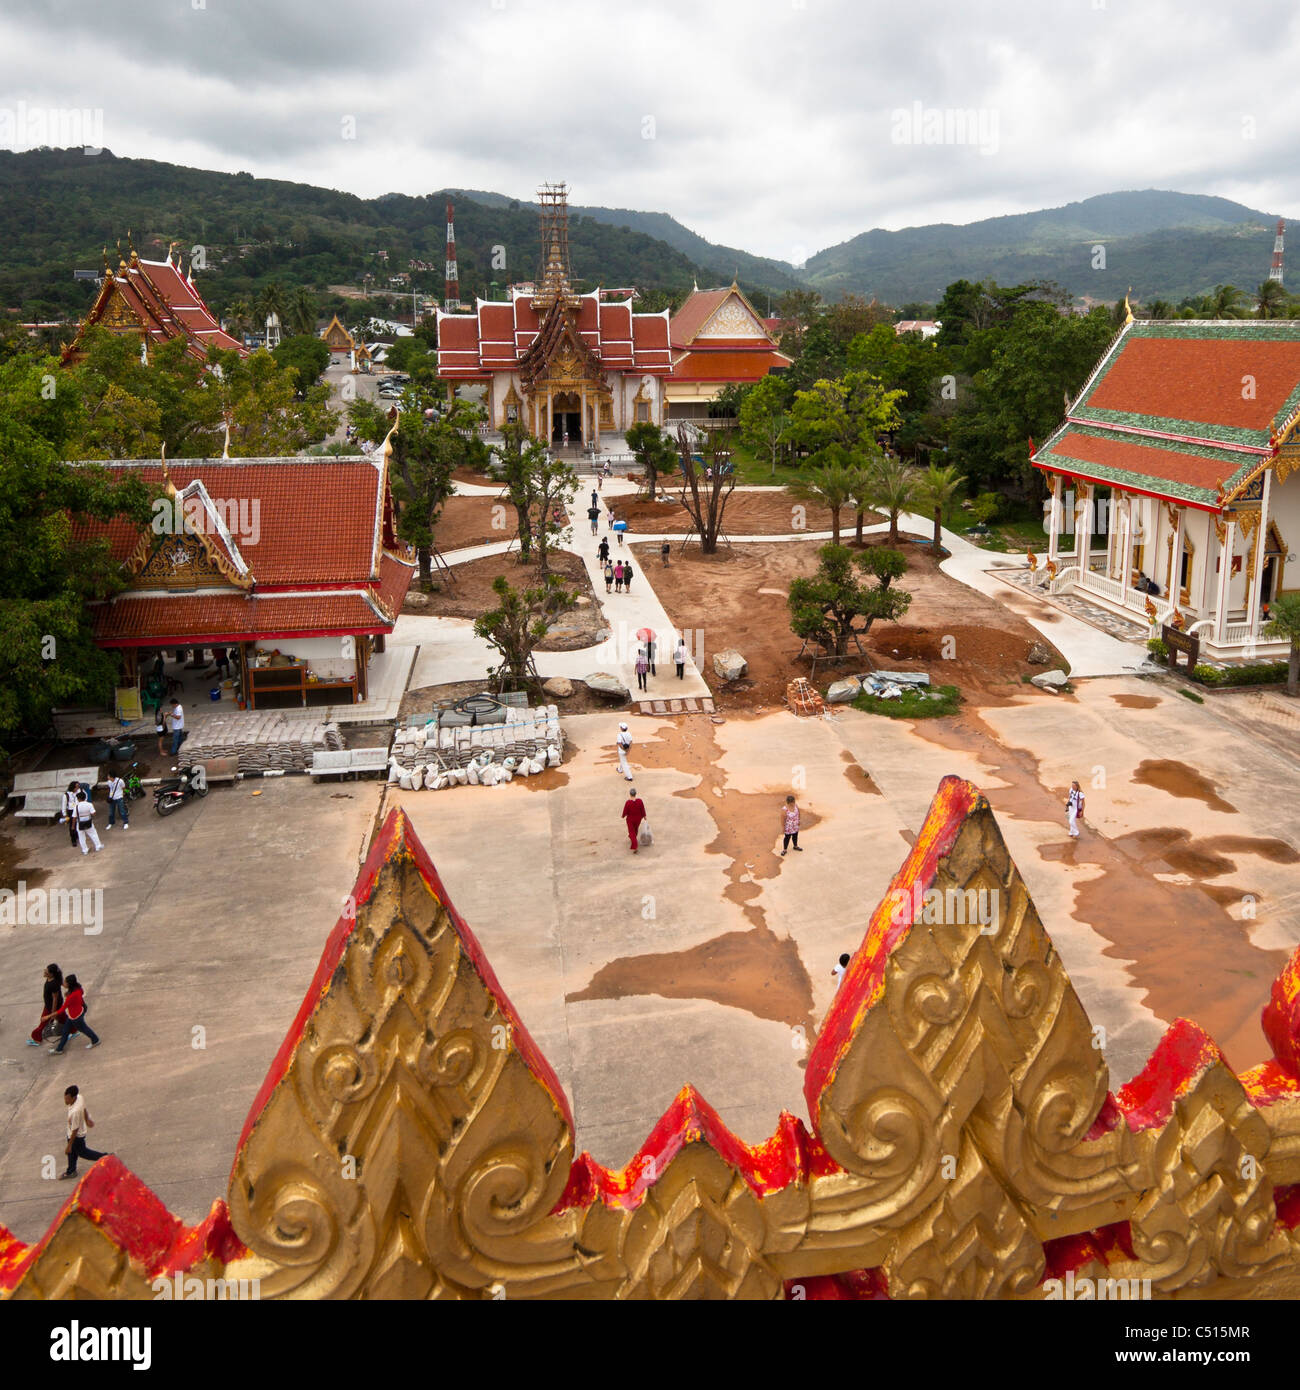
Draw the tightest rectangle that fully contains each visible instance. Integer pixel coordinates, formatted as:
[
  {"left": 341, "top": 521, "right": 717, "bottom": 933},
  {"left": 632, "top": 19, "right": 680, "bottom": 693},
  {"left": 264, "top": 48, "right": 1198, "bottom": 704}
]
[
  {"left": 1191, "top": 660, "right": 1288, "bottom": 688},
  {"left": 1192, "top": 664, "right": 1223, "bottom": 685},
  {"left": 853, "top": 683, "right": 962, "bottom": 719},
  {"left": 1179, "top": 689, "right": 1204, "bottom": 704},
  {"left": 1147, "top": 638, "right": 1168, "bottom": 660}
]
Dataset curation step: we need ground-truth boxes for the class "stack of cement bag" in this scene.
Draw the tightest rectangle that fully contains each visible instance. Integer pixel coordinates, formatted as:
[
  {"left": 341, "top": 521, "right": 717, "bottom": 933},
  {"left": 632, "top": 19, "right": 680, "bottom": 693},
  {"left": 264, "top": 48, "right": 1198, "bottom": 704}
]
[
  {"left": 187, "top": 716, "right": 344, "bottom": 772},
  {"left": 388, "top": 705, "right": 563, "bottom": 790}
]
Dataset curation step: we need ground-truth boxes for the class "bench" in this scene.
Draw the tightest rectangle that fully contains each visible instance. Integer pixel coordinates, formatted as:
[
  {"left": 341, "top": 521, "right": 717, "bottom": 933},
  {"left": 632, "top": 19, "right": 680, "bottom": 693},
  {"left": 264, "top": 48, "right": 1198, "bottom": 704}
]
[
  {"left": 13, "top": 791, "right": 67, "bottom": 822},
  {"left": 7, "top": 767, "right": 100, "bottom": 804},
  {"left": 196, "top": 756, "right": 240, "bottom": 785},
  {"left": 310, "top": 747, "right": 391, "bottom": 781}
]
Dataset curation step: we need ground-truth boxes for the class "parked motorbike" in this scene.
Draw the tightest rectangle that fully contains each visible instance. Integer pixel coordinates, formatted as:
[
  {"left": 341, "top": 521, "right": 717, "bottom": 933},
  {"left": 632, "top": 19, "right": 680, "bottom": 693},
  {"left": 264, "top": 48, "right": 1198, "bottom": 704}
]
[
  {"left": 153, "top": 763, "right": 208, "bottom": 816},
  {"left": 123, "top": 761, "right": 146, "bottom": 801}
]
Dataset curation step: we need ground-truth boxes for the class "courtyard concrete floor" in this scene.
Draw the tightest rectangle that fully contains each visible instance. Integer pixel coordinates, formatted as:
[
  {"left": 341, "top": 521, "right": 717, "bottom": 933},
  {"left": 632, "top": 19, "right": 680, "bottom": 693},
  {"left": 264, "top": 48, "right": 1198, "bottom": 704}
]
[{"left": 3, "top": 674, "right": 1298, "bottom": 1243}]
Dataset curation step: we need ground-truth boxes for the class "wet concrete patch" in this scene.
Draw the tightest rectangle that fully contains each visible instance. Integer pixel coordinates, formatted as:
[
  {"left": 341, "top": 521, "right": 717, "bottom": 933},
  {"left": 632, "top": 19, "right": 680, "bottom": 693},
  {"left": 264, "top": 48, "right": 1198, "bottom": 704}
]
[
  {"left": 0, "top": 829, "right": 50, "bottom": 893},
  {"left": 1111, "top": 694, "right": 1160, "bottom": 710},
  {"left": 1132, "top": 759, "right": 1237, "bottom": 814},
  {"left": 840, "top": 749, "right": 882, "bottom": 794},
  {"left": 566, "top": 923, "right": 815, "bottom": 1031}
]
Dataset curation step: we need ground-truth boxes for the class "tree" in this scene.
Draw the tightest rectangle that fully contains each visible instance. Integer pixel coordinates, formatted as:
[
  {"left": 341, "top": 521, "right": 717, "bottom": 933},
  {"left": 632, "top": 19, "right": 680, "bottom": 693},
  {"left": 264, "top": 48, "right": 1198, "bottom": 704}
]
[
  {"left": 738, "top": 374, "right": 792, "bottom": 476},
  {"left": 862, "top": 452, "right": 917, "bottom": 544},
  {"left": 474, "top": 573, "right": 571, "bottom": 694},
  {"left": 774, "top": 288, "right": 823, "bottom": 354},
  {"left": 625, "top": 421, "right": 677, "bottom": 501},
  {"left": 787, "top": 543, "right": 911, "bottom": 659},
  {"left": 1143, "top": 299, "right": 1174, "bottom": 320},
  {"left": 786, "top": 457, "right": 856, "bottom": 546},
  {"left": 0, "top": 399, "right": 156, "bottom": 746},
  {"left": 255, "top": 282, "right": 288, "bottom": 336},
  {"left": 787, "top": 371, "right": 905, "bottom": 460},
  {"left": 287, "top": 285, "right": 317, "bottom": 337},
  {"left": 913, "top": 462, "right": 967, "bottom": 555},
  {"left": 1256, "top": 280, "right": 1291, "bottom": 320},
  {"left": 494, "top": 424, "right": 576, "bottom": 577},
  {"left": 674, "top": 423, "right": 737, "bottom": 554},
  {"left": 388, "top": 398, "right": 487, "bottom": 585},
  {"left": 225, "top": 299, "right": 252, "bottom": 341},
  {"left": 1204, "top": 284, "right": 1247, "bottom": 319},
  {"left": 271, "top": 334, "right": 330, "bottom": 393},
  {"left": 1265, "top": 593, "right": 1300, "bottom": 696}
]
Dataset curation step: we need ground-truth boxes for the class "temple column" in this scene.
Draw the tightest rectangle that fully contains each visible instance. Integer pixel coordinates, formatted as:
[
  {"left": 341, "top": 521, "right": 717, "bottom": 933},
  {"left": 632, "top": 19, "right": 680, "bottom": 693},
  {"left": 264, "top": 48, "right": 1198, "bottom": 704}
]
[
  {"left": 1246, "top": 471, "right": 1272, "bottom": 637},
  {"left": 1168, "top": 507, "right": 1185, "bottom": 612},
  {"left": 1121, "top": 494, "right": 1137, "bottom": 593},
  {"left": 1105, "top": 489, "right": 1118, "bottom": 576},
  {"left": 547, "top": 391, "right": 554, "bottom": 446},
  {"left": 1213, "top": 518, "right": 1236, "bottom": 645},
  {"left": 1076, "top": 483, "right": 1094, "bottom": 575},
  {"left": 1047, "top": 474, "right": 1062, "bottom": 564},
  {"left": 579, "top": 383, "right": 586, "bottom": 446}
]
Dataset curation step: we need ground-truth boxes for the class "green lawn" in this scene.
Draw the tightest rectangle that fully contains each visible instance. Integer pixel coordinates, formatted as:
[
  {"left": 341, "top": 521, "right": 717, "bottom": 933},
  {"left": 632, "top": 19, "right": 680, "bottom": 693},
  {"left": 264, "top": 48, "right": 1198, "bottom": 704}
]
[{"left": 852, "top": 683, "right": 962, "bottom": 719}]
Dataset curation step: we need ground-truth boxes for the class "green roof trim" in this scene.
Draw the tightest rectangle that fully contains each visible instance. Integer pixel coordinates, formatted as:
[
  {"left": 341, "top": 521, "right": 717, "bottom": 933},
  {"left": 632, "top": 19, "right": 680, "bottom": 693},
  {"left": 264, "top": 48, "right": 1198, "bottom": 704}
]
[{"left": 1071, "top": 405, "right": 1271, "bottom": 448}]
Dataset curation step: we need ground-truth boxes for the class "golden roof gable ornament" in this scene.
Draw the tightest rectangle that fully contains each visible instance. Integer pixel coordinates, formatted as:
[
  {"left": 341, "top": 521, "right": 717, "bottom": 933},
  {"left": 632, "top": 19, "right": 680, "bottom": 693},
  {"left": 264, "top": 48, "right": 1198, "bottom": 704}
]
[{"left": 3, "top": 783, "right": 1300, "bottom": 1300}]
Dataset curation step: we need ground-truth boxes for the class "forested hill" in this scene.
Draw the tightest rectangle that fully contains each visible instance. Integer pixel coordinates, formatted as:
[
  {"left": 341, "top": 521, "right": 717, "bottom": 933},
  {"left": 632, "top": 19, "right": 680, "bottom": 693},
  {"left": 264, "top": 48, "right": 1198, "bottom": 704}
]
[
  {"left": 803, "top": 190, "right": 1284, "bottom": 304},
  {"left": 0, "top": 149, "right": 789, "bottom": 320}
]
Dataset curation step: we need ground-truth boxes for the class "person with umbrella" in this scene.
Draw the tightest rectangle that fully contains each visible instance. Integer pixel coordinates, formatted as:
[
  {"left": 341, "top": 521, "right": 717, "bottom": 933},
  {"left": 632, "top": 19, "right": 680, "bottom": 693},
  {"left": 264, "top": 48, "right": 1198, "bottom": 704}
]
[
  {"left": 637, "top": 628, "right": 657, "bottom": 675},
  {"left": 613, "top": 519, "right": 628, "bottom": 547}
]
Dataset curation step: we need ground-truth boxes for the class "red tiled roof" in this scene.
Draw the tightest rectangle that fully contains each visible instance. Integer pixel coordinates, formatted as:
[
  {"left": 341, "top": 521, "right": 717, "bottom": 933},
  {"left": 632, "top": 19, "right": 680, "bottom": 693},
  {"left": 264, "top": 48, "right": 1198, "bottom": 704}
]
[
  {"left": 375, "top": 550, "right": 416, "bottom": 620},
  {"left": 1083, "top": 336, "right": 1300, "bottom": 434},
  {"left": 1035, "top": 431, "right": 1245, "bottom": 507},
  {"left": 91, "top": 591, "right": 396, "bottom": 645},
  {"left": 669, "top": 289, "right": 731, "bottom": 345},
  {"left": 74, "top": 459, "right": 388, "bottom": 585},
  {"left": 670, "top": 348, "right": 791, "bottom": 382}
]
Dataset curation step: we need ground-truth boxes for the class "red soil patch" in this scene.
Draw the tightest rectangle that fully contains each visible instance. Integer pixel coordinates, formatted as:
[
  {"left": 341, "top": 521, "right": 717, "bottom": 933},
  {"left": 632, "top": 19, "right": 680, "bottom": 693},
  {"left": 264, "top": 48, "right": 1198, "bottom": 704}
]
[{"left": 616, "top": 491, "right": 880, "bottom": 538}]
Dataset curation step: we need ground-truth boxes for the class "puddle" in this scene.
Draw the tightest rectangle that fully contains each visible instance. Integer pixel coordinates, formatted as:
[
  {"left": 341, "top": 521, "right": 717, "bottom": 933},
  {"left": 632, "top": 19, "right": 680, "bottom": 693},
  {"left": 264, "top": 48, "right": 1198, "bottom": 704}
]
[
  {"left": 840, "top": 749, "right": 882, "bottom": 794},
  {"left": 0, "top": 828, "right": 50, "bottom": 893},
  {"left": 566, "top": 922, "right": 814, "bottom": 1031},
  {"left": 1110, "top": 695, "right": 1160, "bottom": 710},
  {"left": 1132, "top": 760, "right": 1237, "bottom": 814},
  {"left": 516, "top": 768, "right": 571, "bottom": 792}
]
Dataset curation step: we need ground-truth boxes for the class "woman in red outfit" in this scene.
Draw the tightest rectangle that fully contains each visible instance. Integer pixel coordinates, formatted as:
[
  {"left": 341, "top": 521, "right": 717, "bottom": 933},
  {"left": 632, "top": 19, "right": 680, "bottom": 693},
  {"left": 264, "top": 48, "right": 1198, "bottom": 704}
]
[{"left": 622, "top": 789, "right": 646, "bottom": 853}]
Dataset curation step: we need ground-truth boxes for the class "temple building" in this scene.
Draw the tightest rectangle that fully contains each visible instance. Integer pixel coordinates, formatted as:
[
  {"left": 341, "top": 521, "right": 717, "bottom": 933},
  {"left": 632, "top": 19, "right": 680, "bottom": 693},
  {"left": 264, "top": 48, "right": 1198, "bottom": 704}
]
[
  {"left": 1032, "top": 318, "right": 1300, "bottom": 659},
  {"left": 436, "top": 184, "right": 672, "bottom": 443},
  {"left": 74, "top": 451, "right": 414, "bottom": 708},
  {"left": 62, "top": 247, "right": 247, "bottom": 364},
  {"left": 665, "top": 283, "right": 792, "bottom": 422}
]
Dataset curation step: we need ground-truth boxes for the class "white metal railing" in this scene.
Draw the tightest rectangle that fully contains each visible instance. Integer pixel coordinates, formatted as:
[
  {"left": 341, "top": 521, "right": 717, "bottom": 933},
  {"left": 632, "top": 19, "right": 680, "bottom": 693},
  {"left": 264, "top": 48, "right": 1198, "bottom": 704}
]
[{"left": 1049, "top": 566, "right": 1079, "bottom": 595}]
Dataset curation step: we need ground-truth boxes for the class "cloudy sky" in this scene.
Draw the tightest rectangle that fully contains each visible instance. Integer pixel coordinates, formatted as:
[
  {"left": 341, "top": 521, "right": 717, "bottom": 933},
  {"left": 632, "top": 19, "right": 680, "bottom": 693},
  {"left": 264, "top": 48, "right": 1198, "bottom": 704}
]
[{"left": 3, "top": 0, "right": 1299, "bottom": 262}]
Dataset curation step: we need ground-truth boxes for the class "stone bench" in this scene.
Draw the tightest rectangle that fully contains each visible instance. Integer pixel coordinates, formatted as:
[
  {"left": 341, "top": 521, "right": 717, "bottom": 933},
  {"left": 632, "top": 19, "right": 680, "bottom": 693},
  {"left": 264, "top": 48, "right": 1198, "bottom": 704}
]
[
  {"left": 8, "top": 766, "right": 100, "bottom": 803},
  {"left": 310, "top": 747, "right": 391, "bottom": 781},
  {"left": 13, "top": 791, "right": 66, "bottom": 821}
]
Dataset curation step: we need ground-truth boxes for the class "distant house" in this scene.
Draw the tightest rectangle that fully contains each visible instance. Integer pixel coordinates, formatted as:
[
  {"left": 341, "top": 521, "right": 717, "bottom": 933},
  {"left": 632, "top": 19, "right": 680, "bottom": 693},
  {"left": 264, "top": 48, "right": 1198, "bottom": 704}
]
[
  {"left": 894, "top": 320, "right": 941, "bottom": 339},
  {"left": 62, "top": 248, "right": 247, "bottom": 364},
  {"left": 665, "top": 283, "right": 792, "bottom": 422},
  {"left": 321, "top": 314, "right": 355, "bottom": 355}
]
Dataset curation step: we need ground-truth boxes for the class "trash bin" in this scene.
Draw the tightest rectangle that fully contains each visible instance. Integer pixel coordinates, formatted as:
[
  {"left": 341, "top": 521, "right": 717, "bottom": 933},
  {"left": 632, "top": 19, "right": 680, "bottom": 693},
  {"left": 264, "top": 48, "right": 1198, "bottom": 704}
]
[{"left": 209, "top": 687, "right": 222, "bottom": 701}]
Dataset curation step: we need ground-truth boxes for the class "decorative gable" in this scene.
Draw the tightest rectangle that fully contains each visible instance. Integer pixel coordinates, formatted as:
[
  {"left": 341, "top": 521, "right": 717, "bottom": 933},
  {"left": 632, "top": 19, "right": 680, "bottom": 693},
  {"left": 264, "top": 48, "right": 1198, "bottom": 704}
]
[{"left": 698, "top": 292, "right": 770, "bottom": 341}]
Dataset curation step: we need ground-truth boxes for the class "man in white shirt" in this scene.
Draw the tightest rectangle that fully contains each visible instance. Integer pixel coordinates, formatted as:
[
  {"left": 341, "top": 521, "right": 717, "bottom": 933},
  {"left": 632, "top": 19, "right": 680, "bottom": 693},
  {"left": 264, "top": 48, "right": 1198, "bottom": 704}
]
[
  {"left": 105, "top": 772, "right": 129, "bottom": 830},
  {"left": 831, "top": 953, "right": 851, "bottom": 990},
  {"left": 168, "top": 699, "right": 186, "bottom": 756},
  {"left": 1066, "top": 781, "right": 1085, "bottom": 839},
  {"left": 615, "top": 722, "right": 633, "bottom": 782},
  {"left": 61, "top": 1085, "right": 108, "bottom": 1179},
  {"left": 60, "top": 781, "right": 81, "bottom": 848},
  {"left": 74, "top": 792, "right": 103, "bottom": 854}
]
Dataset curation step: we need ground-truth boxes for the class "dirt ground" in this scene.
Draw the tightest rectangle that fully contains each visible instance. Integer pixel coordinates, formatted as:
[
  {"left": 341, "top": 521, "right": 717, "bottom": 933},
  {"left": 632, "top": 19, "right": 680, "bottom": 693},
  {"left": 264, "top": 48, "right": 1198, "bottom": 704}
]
[
  {"left": 434, "top": 495, "right": 507, "bottom": 553},
  {"left": 633, "top": 536, "right": 1066, "bottom": 712},
  {"left": 614, "top": 491, "right": 881, "bottom": 538},
  {"left": 405, "top": 550, "right": 607, "bottom": 650}
]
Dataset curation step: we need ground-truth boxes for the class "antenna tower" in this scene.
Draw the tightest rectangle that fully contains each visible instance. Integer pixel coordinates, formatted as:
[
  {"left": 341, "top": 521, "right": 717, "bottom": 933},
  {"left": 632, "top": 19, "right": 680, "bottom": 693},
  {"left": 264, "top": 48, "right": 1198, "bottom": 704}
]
[
  {"left": 444, "top": 201, "right": 462, "bottom": 310},
  {"left": 1270, "top": 218, "right": 1285, "bottom": 285}
]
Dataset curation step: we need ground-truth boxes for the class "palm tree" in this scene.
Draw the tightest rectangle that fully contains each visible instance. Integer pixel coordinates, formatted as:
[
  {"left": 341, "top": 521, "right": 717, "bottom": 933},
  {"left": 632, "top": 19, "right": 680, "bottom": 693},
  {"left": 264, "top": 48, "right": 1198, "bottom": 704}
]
[
  {"left": 913, "top": 462, "right": 967, "bottom": 556},
  {"left": 1205, "top": 284, "right": 1247, "bottom": 319},
  {"left": 287, "top": 285, "right": 317, "bottom": 336},
  {"left": 1144, "top": 299, "right": 1174, "bottom": 320},
  {"left": 1265, "top": 592, "right": 1300, "bottom": 695},
  {"left": 1256, "top": 279, "right": 1290, "bottom": 320},
  {"left": 255, "top": 282, "right": 289, "bottom": 338},
  {"left": 862, "top": 452, "right": 917, "bottom": 544},
  {"left": 785, "top": 456, "right": 856, "bottom": 546},
  {"left": 225, "top": 299, "right": 252, "bottom": 341}
]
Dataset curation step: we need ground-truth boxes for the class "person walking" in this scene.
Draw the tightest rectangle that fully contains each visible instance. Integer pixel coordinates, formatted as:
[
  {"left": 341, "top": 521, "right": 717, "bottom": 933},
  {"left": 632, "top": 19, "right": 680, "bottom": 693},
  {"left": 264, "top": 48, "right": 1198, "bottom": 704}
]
[
  {"left": 661, "top": 541, "right": 671, "bottom": 568},
  {"left": 590, "top": 489, "right": 599, "bottom": 509},
  {"left": 59, "top": 1086, "right": 107, "bottom": 1179},
  {"left": 587, "top": 504, "right": 600, "bottom": 536},
  {"left": 831, "top": 952, "right": 851, "bottom": 989},
  {"left": 597, "top": 536, "right": 610, "bottom": 565},
  {"left": 105, "top": 771, "right": 129, "bottom": 830},
  {"left": 604, "top": 560, "right": 614, "bottom": 593},
  {"left": 1066, "top": 780, "right": 1085, "bottom": 839},
  {"left": 635, "top": 649, "right": 649, "bottom": 692},
  {"left": 168, "top": 698, "right": 186, "bottom": 757},
  {"left": 644, "top": 636, "right": 656, "bottom": 675},
  {"left": 49, "top": 975, "right": 101, "bottom": 1053},
  {"left": 74, "top": 792, "right": 102, "bottom": 855},
  {"left": 622, "top": 787, "right": 647, "bottom": 854},
  {"left": 623, "top": 560, "right": 634, "bottom": 593},
  {"left": 674, "top": 637, "right": 688, "bottom": 680},
  {"left": 780, "top": 795, "right": 803, "bottom": 856},
  {"left": 213, "top": 647, "right": 231, "bottom": 679},
  {"left": 28, "top": 964, "right": 64, "bottom": 1046},
  {"left": 615, "top": 722, "right": 634, "bottom": 781},
  {"left": 60, "top": 781, "right": 81, "bottom": 850},
  {"left": 614, "top": 561, "right": 624, "bottom": 594}
]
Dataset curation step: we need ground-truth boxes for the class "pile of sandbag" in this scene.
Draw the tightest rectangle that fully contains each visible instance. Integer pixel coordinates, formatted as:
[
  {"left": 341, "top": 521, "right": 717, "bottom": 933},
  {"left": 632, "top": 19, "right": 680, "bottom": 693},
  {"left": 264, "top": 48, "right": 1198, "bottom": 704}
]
[
  {"left": 389, "top": 705, "right": 563, "bottom": 778},
  {"left": 387, "top": 744, "right": 562, "bottom": 791}
]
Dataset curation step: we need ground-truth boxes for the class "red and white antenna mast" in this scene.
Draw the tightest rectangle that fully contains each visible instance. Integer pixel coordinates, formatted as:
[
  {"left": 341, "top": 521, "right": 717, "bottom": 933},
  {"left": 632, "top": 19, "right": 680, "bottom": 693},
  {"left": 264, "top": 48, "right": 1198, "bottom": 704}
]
[
  {"left": 445, "top": 201, "right": 462, "bottom": 310},
  {"left": 1270, "top": 218, "right": 1285, "bottom": 284}
]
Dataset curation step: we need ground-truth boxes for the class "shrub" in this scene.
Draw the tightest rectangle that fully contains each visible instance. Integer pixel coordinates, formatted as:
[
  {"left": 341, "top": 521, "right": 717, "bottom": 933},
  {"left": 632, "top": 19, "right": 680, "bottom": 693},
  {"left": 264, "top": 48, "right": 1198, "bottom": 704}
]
[
  {"left": 970, "top": 491, "right": 1001, "bottom": 525},
  {"left": 1191, "top": 660, "right": 1288, "bottom": 688},
  {"left": 1147, "top": 638, "right": 1168, "bottom": 660},
  {"left": 1192, "top": 664, "right": 1223, "bottom": 685},
  {"left": 1179, "top": 689, "right": 1204, "bottom": 704}
]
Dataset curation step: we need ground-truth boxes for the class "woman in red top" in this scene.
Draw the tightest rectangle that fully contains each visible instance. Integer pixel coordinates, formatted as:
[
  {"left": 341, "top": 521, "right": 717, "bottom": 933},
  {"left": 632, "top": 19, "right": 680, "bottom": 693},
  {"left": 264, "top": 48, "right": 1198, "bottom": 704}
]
[
  {"left": 621, "top": 789, "right": 647, "bottom": 853},
  {"left": 49, "top": 974, "right": 101, "bottom": 1054}
]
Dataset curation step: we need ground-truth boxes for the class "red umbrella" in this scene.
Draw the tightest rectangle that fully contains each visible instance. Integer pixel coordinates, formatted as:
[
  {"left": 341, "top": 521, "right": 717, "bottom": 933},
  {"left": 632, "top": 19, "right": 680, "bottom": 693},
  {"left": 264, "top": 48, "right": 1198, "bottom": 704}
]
[{"left": 636, "top": 628, "right": 656, "bottom": 644}]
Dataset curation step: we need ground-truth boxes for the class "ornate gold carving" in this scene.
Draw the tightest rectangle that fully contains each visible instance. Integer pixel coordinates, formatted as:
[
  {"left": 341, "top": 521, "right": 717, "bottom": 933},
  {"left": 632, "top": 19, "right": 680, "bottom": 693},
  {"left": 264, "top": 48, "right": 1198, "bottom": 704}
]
[{"left": 6, "top": 789, "right": 1300, "bottom": 1302}]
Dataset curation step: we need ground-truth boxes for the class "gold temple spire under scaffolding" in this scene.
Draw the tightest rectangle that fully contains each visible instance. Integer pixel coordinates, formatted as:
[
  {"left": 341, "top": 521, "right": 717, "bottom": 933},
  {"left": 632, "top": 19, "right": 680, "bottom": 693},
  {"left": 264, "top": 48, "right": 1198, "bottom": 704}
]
[{"left": 532, "top": 181, "right": 581, "bottom": 311}]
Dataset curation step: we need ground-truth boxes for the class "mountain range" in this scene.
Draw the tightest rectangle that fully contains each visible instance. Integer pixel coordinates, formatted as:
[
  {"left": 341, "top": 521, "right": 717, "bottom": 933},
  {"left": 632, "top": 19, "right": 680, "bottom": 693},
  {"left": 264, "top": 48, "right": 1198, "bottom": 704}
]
[{"left": 0, "top": 148, "right": 1288, "bottom": 318}]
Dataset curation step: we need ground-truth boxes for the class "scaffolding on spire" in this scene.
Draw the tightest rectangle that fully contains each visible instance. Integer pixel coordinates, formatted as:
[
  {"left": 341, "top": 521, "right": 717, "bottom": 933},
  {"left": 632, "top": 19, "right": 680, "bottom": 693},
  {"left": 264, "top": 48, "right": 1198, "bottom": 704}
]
[
  {"left": 444, "top": 200, "right": 463, "bottom": 311},
  {"left": 532, "top": 181, "right": 580, "bottom": 311},
  {"left": 1270, "top": 218, "right": 1285, "bottom": 285}
]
